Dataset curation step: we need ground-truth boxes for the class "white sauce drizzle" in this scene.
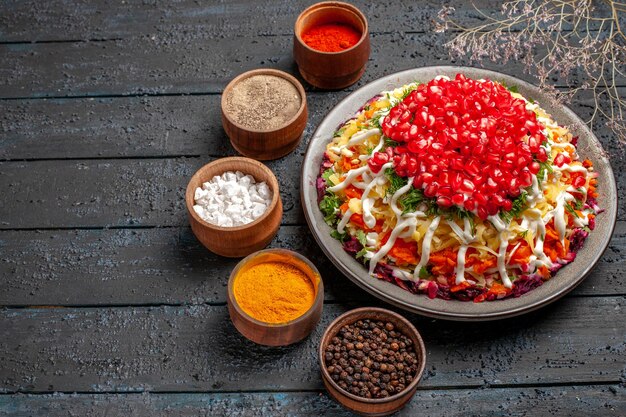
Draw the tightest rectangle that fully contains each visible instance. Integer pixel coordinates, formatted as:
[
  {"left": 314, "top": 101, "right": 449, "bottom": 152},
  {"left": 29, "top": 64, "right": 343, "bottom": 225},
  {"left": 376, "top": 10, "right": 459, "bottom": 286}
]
[
  {"left": 327, "top": 79, "right": 594, "bottom": 292},
  {"left": 347, "top": 128, "right": 381, "bottom": 147},
  {"left": 337, "top": 209, "right": 352, "bottom": 234},
  {"left": 555, "top": 163, "right": 588, "bottom": 174},
  {"left": 524, "top": 208, "right": 553, "bottom": 272},
  {"left": 413, "top": 216, "right": 441, "bottom": 279},
  {"left": 448, "top": 217, "right": 476, "bottom": 284},
  {"left": 487, "top": 215, "right": 513, "bottom": 287},
  {"left": 367, "top": 174, "right": 421, "bottom": 276},
  {"left": 497, "top": 231, "right": 512, "bottom": 288},
  {"left": 368, "top": 216, "right": 417, "bottom": 275},
  {"left": 359, "top": 135, "right": 385, "bottom": 161},
  {"left": 328, "top": 166, "right": 369, "bottom": 192},
  {"left": 361, "top": 162, "right": 393, "bottom": 228},
  {"left": 542, "top": 190, "right": 575, "bottom": 244}
]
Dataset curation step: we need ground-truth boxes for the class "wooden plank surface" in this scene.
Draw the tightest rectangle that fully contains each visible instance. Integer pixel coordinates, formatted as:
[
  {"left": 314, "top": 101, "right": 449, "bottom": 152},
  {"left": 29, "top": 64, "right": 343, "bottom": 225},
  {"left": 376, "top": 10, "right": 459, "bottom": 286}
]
[
  {"left": 1, "top": 154, "right": 623, "bottom": 230},
  {"left": 2, "top": 32, "right": 615, "bottom": 100},
  {"left": 2, "top": 88, "right": 623, "bottom": 161},
  {"left": 1, "top": 385, "right": 624, "bottom": 417},
  {"left": 1, "top": 297, "right": 624, "bottom": 393},
  {"left": 0, "top": 223, "right": 624, "bottom": 307},
  {"left": 0, "top": 92, "right": 342, "bottom": 160},
  {"left": 0, "top": 226, "right": 363, "bottom": 306},
  {"left": 1, "top": 0, "right": 624, "bottom": 414},
  {"left": 0, "top": 0, "right": 528, "bottom": 43},
  {"left": 0, "top": 155, "right": 304, "bottom": 228}
]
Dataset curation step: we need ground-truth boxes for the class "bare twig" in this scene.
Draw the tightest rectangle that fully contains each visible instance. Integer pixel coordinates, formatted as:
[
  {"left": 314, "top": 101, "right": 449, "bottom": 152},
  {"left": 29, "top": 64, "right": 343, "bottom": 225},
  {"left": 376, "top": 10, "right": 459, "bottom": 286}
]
[{"left": 438, "top": 0, "right": 626, "bottom": 146}]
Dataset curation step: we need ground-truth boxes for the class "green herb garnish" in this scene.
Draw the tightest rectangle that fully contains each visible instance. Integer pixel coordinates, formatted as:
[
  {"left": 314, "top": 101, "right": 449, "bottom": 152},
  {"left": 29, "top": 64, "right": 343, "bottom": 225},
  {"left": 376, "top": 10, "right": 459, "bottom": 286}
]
[
  {"left": 330, "top": 229, "right": 348, "bottom": 242},
  {"left": 383, "top": 136, "right": 398, "bottom": 148},
  {"left": 385, "top": 168, "right": 408, "bottom": 196},
  {"left": 574, "top": 199, "right": 584, "bottom": 210},
  {"left": 321, "top": 169, "right": 335, "bottom": 186},
  {"left": 536, "top": 159, "right": 553, "bottom": 183},
  {"left": 500, "top": 191, "right": 529, "bottom": 223},
  {"left": 356, "top": 229, "right": 368, "bottom": 246},
  {"left": 319, "top": 193, "right": 341, "bottom": 226},
  {"left": 356, "top": 247, "right": 370, "bottom": 262},
  {"left": 418, "top": 266, "right": 430, "bottom": 279},
  {"left": 565, "top": 203, "right": 580, "bottom": 218},
  {"left": 333, "top": 127, "right": 346, "bottom": 138},
  {"left": 400, "top": 188, "right": 428, "bottom": 215}
]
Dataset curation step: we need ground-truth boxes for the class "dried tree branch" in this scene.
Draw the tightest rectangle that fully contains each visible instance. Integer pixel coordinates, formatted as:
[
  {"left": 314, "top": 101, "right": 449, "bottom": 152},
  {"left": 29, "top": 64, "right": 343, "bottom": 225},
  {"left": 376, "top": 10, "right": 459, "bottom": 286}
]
[{"left": 437, "top": 0, "right": 626, "bottom": 147}]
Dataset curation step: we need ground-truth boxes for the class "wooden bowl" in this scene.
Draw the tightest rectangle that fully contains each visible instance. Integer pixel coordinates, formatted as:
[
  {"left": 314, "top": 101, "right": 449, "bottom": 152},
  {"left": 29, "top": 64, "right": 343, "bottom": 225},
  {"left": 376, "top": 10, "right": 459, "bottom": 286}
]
[
  {"left": 221, "top": 69, "right": 308, "bottom": 160},
  {"left": 185, "top": 157, "right": 282, "bottom": 257},
  {"left": 319, "top": 307, "right": 426, "bottom": 416},
  {"left": 227, "top": 249, "right": 324, "bottom": 346},
  {"left": 293, "top": 1, "right": 370, "bottom": 89}
]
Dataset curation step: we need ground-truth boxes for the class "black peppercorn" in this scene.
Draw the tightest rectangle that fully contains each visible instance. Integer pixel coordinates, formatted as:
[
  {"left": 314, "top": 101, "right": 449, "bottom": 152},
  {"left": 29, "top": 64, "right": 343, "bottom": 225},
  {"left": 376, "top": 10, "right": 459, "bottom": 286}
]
[{"left": 323, "top": 319, "right": 419, "bottom": 400}]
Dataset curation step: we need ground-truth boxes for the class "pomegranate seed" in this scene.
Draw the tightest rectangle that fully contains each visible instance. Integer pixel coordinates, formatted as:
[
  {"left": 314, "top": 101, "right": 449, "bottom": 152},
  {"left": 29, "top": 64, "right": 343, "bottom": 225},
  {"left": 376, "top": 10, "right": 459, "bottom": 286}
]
[
  {"left": 438, "top": 186, "right": 452, "bottom": 196},
  {"left": 437, "top": 196, "right": 453, "bottom": 207},
  {"left": 379, "top": 75, "right": 546, "bottom": 214},
  {"left": 460, "top": 178, "right": 475, "bottom": 192},
  {"left": 474, "top": 192, "right": 487, "bottom": 206},
  {"left": 554, "top": 153, "right": 566, "bottom": 167},
  {"left": 528, "top": 135, "right": 540, "bottom": 153},
  {"left": 424, "top": 182, "right": 439, "bottom": 197},
  {"left": 477, "top": 206, "right": 489, "bottom": 220},
  {"left": 486, "top": 178, "right": 498, "bottom": 191},
  {"left": 529, "top": 161, "right": 541, "bottom": 174},
  {"left": 537, "top": 147, "right": 548, "bottom": 162},
  {"left": 520, "top": 170, "right": 532, "bottom": 187},
  {"left": 502, "top": 199, "right": 513, "bottom": 211},
  {"left": 452, "top": 193, "right": 465, "bottom": 205},
  {"left": 572, "top": 175, "right": 586, "bottom": 188}
]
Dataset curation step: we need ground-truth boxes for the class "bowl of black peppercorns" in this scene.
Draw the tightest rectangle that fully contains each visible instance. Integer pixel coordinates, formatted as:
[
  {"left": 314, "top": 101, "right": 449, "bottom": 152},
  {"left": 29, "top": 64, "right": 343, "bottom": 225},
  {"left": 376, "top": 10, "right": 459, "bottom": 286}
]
[{"left": 319, "top": 307, "right": 426, "bottom": 416}]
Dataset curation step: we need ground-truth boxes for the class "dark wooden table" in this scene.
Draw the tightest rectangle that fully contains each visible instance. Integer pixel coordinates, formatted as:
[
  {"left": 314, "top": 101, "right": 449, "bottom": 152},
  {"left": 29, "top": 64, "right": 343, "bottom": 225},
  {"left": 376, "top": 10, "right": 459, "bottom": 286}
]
[{"left": 0, "top": 1, "right": 624, "bottom": 415}]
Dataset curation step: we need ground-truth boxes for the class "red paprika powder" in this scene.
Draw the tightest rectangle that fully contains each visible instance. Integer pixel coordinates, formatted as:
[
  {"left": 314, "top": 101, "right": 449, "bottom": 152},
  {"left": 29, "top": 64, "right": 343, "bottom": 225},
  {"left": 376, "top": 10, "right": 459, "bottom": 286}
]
[{"left": 301, "top": 23, "right": 361, "bottom": 52}]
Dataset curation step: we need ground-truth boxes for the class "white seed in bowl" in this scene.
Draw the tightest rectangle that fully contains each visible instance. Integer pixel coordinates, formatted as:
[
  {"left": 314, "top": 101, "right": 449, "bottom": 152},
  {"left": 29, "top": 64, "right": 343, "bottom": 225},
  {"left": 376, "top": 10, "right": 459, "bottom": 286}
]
[{"left": 193, "top": 171, "right": 272, "bottom": 227}]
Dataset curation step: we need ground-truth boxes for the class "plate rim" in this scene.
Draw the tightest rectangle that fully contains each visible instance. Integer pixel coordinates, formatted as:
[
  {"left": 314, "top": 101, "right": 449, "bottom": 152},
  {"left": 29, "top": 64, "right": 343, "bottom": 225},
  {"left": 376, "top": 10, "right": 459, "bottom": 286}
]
[{"left": 301, "top": 66, "right": 618, "bottom": 321}]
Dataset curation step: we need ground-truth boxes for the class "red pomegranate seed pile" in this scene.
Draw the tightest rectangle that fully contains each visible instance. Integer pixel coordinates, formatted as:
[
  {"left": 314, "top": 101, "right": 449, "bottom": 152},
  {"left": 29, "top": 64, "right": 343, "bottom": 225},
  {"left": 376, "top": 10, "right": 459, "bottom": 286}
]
[{"left": 369, "top": 74, "right": 548, "bottom": 219}]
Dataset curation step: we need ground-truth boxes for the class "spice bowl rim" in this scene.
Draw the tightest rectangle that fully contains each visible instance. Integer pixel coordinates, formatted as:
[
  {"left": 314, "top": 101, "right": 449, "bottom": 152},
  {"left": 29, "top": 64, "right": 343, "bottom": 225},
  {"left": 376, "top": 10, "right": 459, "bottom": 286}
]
[
  {"left": 319, "top": 307, "right": 426, "bottom": 405},
  {"left": 294, "top": 1, "right": 369, "bottom": 55},
  {"left": 221, "top": 68, "right": 307, "bottom": 135},
  {"left": 227, "top": 248, "right": 325, "bottom": 328},
  {"left": 185, "top": 156, "right": 281, "bottom": 233}
]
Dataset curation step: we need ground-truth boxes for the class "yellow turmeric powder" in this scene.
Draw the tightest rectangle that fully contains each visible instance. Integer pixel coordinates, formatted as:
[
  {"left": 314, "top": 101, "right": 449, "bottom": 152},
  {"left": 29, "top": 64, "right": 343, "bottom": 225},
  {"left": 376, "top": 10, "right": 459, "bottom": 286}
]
[{"left": 233, "top": 261, "right": 315, "bottom": 324}]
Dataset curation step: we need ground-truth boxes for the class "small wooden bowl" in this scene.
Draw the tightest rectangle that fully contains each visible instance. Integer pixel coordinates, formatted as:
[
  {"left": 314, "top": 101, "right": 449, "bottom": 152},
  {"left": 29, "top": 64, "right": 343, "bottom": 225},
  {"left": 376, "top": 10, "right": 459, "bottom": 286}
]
[
  {"left": 221, "top": 69, "right": 308, "bottom": 161},
  {"left": 185, "top": 157, "right": 282, "bottom": 258},
  {"left": 227, "top": 249, "right": 324, "bottom": 346},
  {"left": 319, "top": 307, "right": 426, "bottom": 416},
  {"left": 294, "top": 1, "right": 370, "bottom": 89}
]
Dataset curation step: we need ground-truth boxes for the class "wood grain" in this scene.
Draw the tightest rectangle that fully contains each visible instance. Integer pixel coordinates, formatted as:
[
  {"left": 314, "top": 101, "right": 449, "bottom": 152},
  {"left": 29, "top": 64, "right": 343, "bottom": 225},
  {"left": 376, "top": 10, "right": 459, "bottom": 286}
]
[
  {"left": 0, "top": 226, "right": 363, "bottom": 306},
  {"left": 0, "top": 0, "right": 559, "bottom": 43},
  {"left": 1, "top": 223, "right": 623, "bottom": 307},
  {"left": 1, "top": 298, "right": 624, "bottom": 393},
  {"left": 0, "top": 156, "right": 303, "bottom": 228},
  {"left": 0, "top": 155, "right": 622, "bottom": 230},
  {"left": 3, "top": 89, "right": 622, "bottom": 161},
  {"left": 3, "top": 33, "right": 621, "bottom": 100},
  {"left": 1, "top": 0, "right": 624, "bottom": 413},
  {"left": 1, "top": 386, "right": 623, "bottom": 417}
]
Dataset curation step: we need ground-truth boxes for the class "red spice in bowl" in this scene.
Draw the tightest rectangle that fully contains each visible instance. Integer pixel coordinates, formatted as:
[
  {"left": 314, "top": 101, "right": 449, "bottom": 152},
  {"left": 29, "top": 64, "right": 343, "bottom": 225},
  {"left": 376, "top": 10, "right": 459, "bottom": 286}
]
[{"left": 301, "top": 22, "right": 361, "bottom": 52}]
